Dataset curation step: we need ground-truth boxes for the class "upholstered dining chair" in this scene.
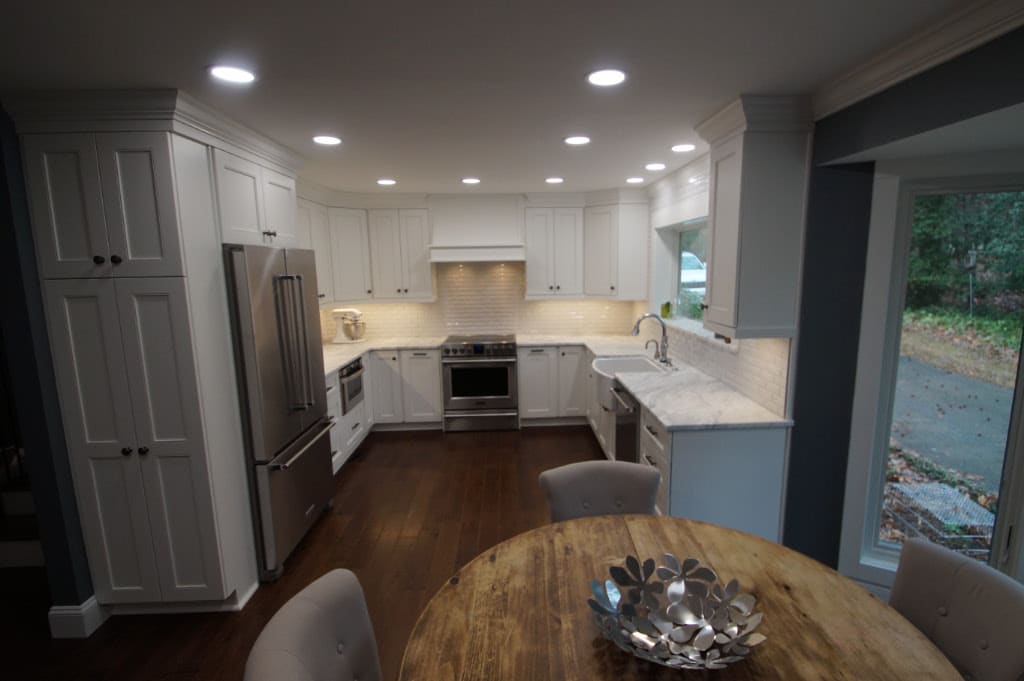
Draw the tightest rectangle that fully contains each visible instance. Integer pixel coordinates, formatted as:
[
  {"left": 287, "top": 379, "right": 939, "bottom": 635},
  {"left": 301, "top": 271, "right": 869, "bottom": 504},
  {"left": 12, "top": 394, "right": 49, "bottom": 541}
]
[
  {"left": 539, "top": 460, "right": 661, "bottom": 522},
  {"left": 244, "top": 569, "right": 382, "bottom": 681},
  {"left": 889, "top": 537, "right": 1024, "bottom": 681}
]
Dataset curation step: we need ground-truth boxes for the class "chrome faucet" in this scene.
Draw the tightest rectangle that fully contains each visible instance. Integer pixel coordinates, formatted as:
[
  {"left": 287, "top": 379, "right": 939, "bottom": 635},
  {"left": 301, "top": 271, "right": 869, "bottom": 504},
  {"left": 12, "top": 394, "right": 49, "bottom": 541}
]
[
  {"left": 632, "top": 313, "right": 671, "bottom": 366},
  {"left": 645, "top": 339, "right": 661, "bottom": 361}
]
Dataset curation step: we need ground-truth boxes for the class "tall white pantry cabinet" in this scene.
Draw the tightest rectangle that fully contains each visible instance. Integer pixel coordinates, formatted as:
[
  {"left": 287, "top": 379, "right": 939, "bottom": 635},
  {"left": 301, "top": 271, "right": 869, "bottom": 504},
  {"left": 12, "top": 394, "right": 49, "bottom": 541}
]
[{"left": 12, "top": 92, "right": 292, "bottom": 615}]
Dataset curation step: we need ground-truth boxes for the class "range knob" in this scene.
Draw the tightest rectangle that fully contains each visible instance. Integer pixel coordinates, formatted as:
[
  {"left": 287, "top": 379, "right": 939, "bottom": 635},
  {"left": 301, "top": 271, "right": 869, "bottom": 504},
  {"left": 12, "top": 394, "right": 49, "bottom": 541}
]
[{"left": 443, "top": 348, "right": 450, "bottom": 355}]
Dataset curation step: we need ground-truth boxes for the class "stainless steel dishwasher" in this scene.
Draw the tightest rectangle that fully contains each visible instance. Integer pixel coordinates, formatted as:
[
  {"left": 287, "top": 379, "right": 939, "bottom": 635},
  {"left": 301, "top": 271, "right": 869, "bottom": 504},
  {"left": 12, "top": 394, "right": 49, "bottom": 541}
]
[{"left": 610, "top": 385, "right": 639, "bottom": 464}]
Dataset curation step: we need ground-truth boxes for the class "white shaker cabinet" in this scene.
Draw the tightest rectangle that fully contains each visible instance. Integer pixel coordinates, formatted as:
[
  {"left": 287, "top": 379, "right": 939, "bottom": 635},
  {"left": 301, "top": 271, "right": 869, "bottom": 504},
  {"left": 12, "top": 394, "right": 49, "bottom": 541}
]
[
  {"left": 583, "top": 203, "right": 648, "bottom": 300},
  {"left": 45, "top": 277, "right": 225, "bottom": 604},
  {"left": 296, "top": 199, "right": 333, "bottom": 301},
  {"left": 517, "top": 346, "right": 559, "bottom": 418},
  {"left": 557, "top": 346, "right": 586, "bottom": 417},
  {"left": 696, "top": 95, "right": 811, "bottom": 339},
  {"left": 368, "top": 208, "right": 433, "bottom": 300},
  {"left": 213, "top": 149, "right": 297, "bottom": 247},
  {"left": 369, "top": 350, "right": 404, "bottom": 424},
  {"left": 399, "top": 349, "right": 442, "bottom": 422},
  {"left": 524, "top": 207, "right": 583, "bottom": 298},
  {"left": 329, "top": 208, "right": 373, "bottom": 302},
  {"left": 23, "top": 132, "right": 185, "bottom": 278}
]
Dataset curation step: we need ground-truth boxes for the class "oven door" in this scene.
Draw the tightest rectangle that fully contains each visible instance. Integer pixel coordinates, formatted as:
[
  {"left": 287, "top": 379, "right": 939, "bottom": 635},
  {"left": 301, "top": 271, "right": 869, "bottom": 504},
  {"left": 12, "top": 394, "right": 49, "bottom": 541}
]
[{"left": 442, "top": 358, "right": 517, "bottom": 411}]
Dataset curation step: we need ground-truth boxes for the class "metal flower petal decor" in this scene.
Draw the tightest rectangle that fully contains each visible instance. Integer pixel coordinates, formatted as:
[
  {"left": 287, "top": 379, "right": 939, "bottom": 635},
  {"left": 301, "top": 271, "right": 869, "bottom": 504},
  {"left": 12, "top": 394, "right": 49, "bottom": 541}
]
[{"left": 588, "top": 553, "right": 766, "bottom": 670}]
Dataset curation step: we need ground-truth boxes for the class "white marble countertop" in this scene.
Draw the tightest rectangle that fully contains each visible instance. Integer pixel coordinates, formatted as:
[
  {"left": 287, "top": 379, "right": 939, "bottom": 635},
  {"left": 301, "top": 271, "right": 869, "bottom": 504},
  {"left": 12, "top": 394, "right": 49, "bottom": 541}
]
[{"left": 321, "top": 334, "right": 790, "bottom": 431}]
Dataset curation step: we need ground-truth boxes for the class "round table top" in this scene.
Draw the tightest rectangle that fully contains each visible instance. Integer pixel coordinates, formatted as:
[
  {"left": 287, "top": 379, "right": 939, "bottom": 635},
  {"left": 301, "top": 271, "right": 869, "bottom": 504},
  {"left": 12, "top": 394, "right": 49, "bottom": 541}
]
[{"left": 398, "top": 514, "right": 960, "bottom": 681}]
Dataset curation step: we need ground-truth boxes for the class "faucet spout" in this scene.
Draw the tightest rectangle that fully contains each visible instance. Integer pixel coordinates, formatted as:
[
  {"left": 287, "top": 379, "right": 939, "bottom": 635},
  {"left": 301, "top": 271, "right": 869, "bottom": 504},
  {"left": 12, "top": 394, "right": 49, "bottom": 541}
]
[{"left": 631, "top": 313, "right": 672, "bottom": 365}]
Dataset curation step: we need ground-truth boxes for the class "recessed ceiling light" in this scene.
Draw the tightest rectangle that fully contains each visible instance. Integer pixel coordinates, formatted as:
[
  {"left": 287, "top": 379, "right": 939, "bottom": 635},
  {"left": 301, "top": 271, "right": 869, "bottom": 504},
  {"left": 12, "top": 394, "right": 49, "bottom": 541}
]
[
  {"left": 208, "top": 65, "right": 255, "bottom": 84},
  {"left": 462, "top": 177, "right": 481, "bottom": 185},
  {"left": 587, "top": 69, "right": 626, "bottom": 87},
  {"left": 645, "top": 162, "right": 666, "bottom": 171},
  {"left": 672, "top": 143, "right": 696, "bottom": 153},
  {"left": 313, "top": 135, "right": 341, "bottom": 146},
  {"left": 377, "top": 178, "right": 396, "bottom": 186},
  {"left": 545, "top": 177, "right": 564, "bottom": 184},
  {"left": 626, "top": 177, "right": 645, "bottom": 184},
  {"left": 564, "top": 135, "right": 591, "bottom": 146}
]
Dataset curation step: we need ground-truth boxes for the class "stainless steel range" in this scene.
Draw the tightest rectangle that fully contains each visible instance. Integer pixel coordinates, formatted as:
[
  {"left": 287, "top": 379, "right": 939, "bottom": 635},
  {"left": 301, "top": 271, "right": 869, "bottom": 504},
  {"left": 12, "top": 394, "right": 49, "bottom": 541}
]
[{"left": 441, "top": 334, "right": 518, "bottom": 431}]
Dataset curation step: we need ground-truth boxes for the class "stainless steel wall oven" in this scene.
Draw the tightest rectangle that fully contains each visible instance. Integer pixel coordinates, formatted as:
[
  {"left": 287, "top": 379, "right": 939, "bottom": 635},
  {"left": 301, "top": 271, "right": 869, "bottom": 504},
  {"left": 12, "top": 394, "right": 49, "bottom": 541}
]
[{"left": 441, "top": 334, "right": 518, "bottom": 431}]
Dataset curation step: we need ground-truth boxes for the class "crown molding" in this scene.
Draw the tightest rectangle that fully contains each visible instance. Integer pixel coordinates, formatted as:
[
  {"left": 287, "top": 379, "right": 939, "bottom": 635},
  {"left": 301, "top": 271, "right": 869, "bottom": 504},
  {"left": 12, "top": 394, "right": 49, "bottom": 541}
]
[
  {"left": 813, "top": 0, "right": 1024, "bottom": 120},
  {"left": 695, "top": 96, "right": 812, "bottom": 146},
  {"left": 3, "top": 88, "right": 303, "bottom": 172}
]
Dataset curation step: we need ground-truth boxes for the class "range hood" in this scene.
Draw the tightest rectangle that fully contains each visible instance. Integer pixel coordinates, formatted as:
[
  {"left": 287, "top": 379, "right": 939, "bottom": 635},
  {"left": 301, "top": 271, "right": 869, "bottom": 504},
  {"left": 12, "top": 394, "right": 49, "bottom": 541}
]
[{"left": 427, "top": 194, "right": 526, "bottom": 262}]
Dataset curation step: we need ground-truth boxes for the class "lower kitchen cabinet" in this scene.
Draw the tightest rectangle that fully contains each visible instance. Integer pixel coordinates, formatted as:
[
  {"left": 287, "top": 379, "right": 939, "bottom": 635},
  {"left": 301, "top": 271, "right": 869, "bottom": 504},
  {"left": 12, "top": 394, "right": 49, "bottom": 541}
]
[
  {"left": 44, "top": 276, "right": 243, "bottom": 604},
  {"left": 399, "top": 349, "right": 442, "bottom": 422},
  {"left": 638, "top": 403, "right": 787, "bottom": 541},
  {"left": 519, "top": 345, "right": 587, "bottom": 420},
  {"left": 557, "top": 346, "right": 586, "bottom": 416},
  {"left": 585, "top": 349, "right": 616, "bottom": 460},
  {"left": 369, "top": 350, "right": 403, "bottom": 423}
]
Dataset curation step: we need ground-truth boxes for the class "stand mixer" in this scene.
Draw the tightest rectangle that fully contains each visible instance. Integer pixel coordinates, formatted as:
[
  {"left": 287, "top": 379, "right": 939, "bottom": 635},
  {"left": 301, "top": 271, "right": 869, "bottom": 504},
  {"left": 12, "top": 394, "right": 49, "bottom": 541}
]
[{"left": 332, "top": 308, "right": 366, "bottom": 343}]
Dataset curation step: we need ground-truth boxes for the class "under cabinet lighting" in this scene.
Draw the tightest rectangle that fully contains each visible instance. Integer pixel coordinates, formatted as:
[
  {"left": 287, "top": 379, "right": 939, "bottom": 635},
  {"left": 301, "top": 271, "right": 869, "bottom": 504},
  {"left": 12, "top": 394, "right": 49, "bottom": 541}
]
[
  {"left": 626, "top": 177, "right": 644, "bottom": 184},
  {"left": 672, "top": 143, "right": 696, "bottom": 153},
  {"left": 313, "top": 135, "right": 342, "bottom": 146},
  {"left": 545, "top": 177, "right": 564, "bottom": 184},
  {"left": 564, "top": 136, "right": 590, "bottom": 146},
  {"left": 377, "top": 178, "right": 396, "bottom": 186},
  {"left": 645, "top": 162, "right": 666, "bottom": 171},
  {"left": 208, "top": 65, "right": 255, "bottom": 84},
  {"left": 462, "top": 177, "right": 481, "bottom": 185},
  {"left": 587, "top": 69, "right": 626, "bottom": 87}
]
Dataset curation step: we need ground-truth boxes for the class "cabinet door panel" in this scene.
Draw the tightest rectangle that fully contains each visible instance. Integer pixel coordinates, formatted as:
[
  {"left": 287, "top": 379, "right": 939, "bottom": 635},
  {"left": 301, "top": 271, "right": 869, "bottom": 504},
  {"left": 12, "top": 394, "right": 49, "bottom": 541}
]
[
  {"left": 583, "top": 206, "right": 616, "bottom": 296},
  {"left": 517, "top": 347, "right": 558, "bottom": 417},
  {"left": 23, "top": 134, "right": 110, "bottom": 278},
  {"left": 553, "top": 208, "right": 583, "bottom": 296},
  {"left": 706, "top": 135, "right": 742, "bottom": 328},
  {"left": 262, "top": 167, "right": 298, "bottom": 247},
  {"left": 116, "top": 277, "right": 225, "bottom": 600},
  {"left": 370, "top": 351, "right": 403, "bottom": 423},
  {"left": 400, "top": 209, "right": 432, "bottom": 299},
  {"left": 214, "top": 149, "right": 265, "bottom": 245},
  {"left": 368, "top": 209, "right": 403, "bottom": 299},
  {"left": 44, "top": 278, "right": 161, "bottom": 603},
  {"left": 329, "top": 208, "right": 372, "bottom": 301},
  {"left": 300, "top": 200, "right": 334, "bottom": 301},
  {"left": 400, "top": 350, "right": 441, "bottom": 422},
  {"left": 557, "top": 346, "right": 586, "bottom": 416},
  {"left": 96, "top": 132, "right": 184, "bottom": 277},
  {"left": 525, "top": 208, "right": 554, "bottom": 296}
]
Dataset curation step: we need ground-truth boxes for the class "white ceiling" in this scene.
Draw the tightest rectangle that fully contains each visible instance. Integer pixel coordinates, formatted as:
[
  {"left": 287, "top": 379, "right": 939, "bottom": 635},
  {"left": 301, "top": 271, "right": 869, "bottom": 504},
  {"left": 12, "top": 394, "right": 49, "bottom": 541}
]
[{"left": 1, "top": 0, "right": 968, "bottom": 193}]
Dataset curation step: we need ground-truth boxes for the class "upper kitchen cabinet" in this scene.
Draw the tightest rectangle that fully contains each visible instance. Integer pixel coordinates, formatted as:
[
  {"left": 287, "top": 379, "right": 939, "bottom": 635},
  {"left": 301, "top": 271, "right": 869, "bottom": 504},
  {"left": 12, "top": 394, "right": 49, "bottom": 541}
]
[
  {"left": 583, "top": 202, "right": 648, "bottom": 300},
  {"left": 695, "top": 95, "right": 812, "bottom": 339},
  {"left": 22, "top": 132, "right": 184, "bottom": 278},
  {"left": 368, "top": 208, "right": 433, "bottom": 300},
  {"left": 329, "top": 207, "right": 373, "bottom": 302},
  {"left": 525, "top": 207, "right": 583, "bottom": 298},
  {"left": 296, "top": 199, "right": 332, "bottom": 300},
  {"left": 213, "top": 148, "right": 298, "bottom": 248}
]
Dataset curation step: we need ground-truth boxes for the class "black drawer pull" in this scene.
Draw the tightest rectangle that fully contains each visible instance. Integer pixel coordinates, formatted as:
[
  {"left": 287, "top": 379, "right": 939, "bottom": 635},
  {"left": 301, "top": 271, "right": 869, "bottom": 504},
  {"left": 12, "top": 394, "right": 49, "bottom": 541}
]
[
  {"left": 110, "top": 254, "right": 123, "bottom": 265},
  {"left": 93, "top": 255, "right": 105, "bottom": 265},
  {"left": 352, "top": 422, "right": 360, "bottom": 431},
  {"left": 121, "top": 447, "right": 133, "bottom": 456},
  {"left": 138, "top": 446, "right": 150, "bottom": 455}
]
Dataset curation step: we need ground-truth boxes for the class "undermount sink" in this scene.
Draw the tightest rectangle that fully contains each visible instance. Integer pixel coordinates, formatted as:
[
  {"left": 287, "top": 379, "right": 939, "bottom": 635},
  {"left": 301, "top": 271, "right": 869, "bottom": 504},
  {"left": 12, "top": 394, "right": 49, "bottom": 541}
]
[{"left": 592, "top": 356, "right": 666, "bottom": 411}]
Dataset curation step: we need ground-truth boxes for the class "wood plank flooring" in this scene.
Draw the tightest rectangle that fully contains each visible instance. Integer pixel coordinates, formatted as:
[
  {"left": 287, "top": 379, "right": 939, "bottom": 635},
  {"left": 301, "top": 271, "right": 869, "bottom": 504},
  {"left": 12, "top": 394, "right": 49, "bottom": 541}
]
[{"left": 2, "top": 426, "right": 603, "bottom": 681}]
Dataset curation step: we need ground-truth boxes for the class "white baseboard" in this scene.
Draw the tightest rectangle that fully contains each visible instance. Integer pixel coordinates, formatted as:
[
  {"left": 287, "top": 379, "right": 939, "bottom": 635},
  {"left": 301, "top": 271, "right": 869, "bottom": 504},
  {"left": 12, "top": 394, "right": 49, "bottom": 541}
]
[
  {"left": 48, "top": 596, "right": 109, "bottom": 638},
  {"left": 110, "top": 581, "right": 261, "bottom": 615}
]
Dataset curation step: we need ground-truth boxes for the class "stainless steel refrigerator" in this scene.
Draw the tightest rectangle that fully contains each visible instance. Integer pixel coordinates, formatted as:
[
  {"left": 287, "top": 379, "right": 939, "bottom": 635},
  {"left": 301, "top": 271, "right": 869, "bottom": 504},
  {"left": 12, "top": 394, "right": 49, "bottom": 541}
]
[{"left": 224, "top": 244, "right": 334, "bottom": 580}]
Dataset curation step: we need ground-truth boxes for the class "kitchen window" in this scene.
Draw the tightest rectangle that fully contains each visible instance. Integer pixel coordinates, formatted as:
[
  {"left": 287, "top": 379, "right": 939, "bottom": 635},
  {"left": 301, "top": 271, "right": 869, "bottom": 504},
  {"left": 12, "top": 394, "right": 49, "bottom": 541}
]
[{"left": 673, "top": 220, "right": 708, "bottom": 321}]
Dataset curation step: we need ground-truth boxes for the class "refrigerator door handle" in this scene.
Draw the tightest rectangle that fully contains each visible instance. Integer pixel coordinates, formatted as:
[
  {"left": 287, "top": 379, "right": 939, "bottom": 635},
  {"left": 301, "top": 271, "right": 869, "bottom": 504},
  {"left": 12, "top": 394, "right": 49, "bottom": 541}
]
[
  {"left": 269, "top": 419, "right": 335, "bottom": 470},
  {"left": 292, "top": 274, "right": 315, "bottom": 409},
  {"left": 274, "top": 274, "right": 306, "bottom": 411}
]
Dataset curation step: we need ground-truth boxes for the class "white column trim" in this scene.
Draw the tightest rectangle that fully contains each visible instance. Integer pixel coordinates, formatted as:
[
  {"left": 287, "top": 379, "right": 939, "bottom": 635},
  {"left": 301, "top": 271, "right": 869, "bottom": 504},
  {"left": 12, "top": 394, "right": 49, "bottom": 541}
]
[{"left": 48, "top": 596, "right": 110, "bottom": 639}]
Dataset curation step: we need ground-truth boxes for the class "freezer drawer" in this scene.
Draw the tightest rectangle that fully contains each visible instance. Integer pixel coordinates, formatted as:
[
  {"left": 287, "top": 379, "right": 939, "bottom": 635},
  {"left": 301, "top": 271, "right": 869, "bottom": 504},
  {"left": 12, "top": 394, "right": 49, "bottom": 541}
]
[{"left": 255, "top": 419, "right": 335, "bottom": 578}]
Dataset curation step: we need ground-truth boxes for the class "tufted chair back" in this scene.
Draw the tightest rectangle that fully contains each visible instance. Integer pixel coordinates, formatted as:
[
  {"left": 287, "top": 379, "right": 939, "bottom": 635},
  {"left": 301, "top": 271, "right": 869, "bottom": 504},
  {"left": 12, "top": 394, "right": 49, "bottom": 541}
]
[
  {"left": 244, "top": 569, "right": 381, "bottom": 681},
  {"left": 539, "top": 460, "right": 661, "bottom": 522},
  {"left": 889, "top": 538, "right": 1024, "bottom": 681}
]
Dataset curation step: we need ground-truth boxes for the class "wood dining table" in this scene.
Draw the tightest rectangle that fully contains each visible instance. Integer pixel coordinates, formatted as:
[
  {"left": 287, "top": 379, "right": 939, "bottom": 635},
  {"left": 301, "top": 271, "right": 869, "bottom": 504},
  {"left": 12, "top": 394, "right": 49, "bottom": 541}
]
[{"left": 398, "top": 514, "right": 961, "bottom": 681}]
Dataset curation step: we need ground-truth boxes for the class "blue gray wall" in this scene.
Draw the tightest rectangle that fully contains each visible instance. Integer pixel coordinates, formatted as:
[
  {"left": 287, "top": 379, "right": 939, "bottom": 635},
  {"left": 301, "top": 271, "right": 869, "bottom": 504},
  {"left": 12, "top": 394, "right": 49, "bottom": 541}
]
[
  {"left": 784, "top": 27, "right": 1024, "bottom": 566},
  {"left": 0, "top": 106, "right": 93, "bottom": 605}
]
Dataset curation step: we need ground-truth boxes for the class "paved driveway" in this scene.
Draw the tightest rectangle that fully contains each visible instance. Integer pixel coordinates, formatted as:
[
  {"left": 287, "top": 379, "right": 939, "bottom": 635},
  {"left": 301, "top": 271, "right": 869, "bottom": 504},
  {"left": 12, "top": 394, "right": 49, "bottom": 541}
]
[{"left": 891, "top": 356, "right": 1013, "bottom": 494}]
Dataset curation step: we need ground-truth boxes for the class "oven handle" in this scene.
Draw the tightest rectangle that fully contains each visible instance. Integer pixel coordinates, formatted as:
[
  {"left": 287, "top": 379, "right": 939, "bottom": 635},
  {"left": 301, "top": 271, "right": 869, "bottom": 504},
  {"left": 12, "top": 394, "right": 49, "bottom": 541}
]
[{"left": 441, "top": 357, "right": 517, "bottom": 365}]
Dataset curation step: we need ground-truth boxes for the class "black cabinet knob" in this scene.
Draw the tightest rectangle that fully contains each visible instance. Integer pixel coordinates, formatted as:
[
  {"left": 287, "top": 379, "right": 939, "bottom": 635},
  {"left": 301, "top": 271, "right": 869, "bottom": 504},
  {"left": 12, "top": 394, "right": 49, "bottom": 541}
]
[
  {"left": 367, "top": 289, "right": 372, "bottom": 294},
  {"left": 549, "top": 285, "right": 554, "bottom": 290},
  {"left": 700, "top": 303, "right": 709, "bottom": 310},
  {"left": 93, "top": 255, "right": 105, "bottom": 265},
  {"left": 262, "top": 230, "right": 278, "bottom": 237},
  {"left": 404, "top": 288, "right": 409, "bottom": 293},
  {"left": 556, "top": 285, "right": 560, "bottom": 290},
  {"left": 317, "top": 293, "right": 326, "bottom": 298},
  {"left": 138, "top": 446, "right": 150, "bottom": 455},
  {"left": 397, "top": 288, "right": 402, "bottom": 293},
  {"left": 610, "top": 285, "right": 616, "bottom": 291},
  {"left": 120, "top": 447, "right": 133, "bottom": 456},
  {"left": 110, "top": 254, "right": 123, "bottom": 265}
]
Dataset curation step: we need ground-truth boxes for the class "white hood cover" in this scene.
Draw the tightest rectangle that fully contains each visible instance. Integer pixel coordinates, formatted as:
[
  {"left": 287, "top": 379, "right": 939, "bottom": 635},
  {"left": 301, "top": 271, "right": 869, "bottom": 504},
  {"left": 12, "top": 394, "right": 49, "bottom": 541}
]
[{"left": 427, "top": 195, "right": 525, "bottom": 262}]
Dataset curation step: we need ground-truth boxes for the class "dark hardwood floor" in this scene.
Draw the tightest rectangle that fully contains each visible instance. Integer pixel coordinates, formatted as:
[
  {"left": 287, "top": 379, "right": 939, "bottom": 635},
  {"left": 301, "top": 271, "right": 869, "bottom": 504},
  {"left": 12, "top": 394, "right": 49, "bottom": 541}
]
[{"left": 3, "top": 426, "right": 603, "bottom": 681}]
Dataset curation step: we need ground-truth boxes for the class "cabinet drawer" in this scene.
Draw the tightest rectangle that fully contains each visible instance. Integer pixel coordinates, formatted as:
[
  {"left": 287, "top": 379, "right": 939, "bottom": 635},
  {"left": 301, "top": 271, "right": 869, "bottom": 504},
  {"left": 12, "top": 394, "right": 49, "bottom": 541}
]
[{"left": 640, "top": 412, "right": 668, "bottom": 464}]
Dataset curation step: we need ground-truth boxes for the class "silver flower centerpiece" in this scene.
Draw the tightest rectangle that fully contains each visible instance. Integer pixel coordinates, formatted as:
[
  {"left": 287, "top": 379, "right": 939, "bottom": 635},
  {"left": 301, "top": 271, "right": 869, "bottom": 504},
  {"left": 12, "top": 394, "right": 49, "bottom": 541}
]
[{"left": 587, "top": 553, "right": 766, "bottom": 670}]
